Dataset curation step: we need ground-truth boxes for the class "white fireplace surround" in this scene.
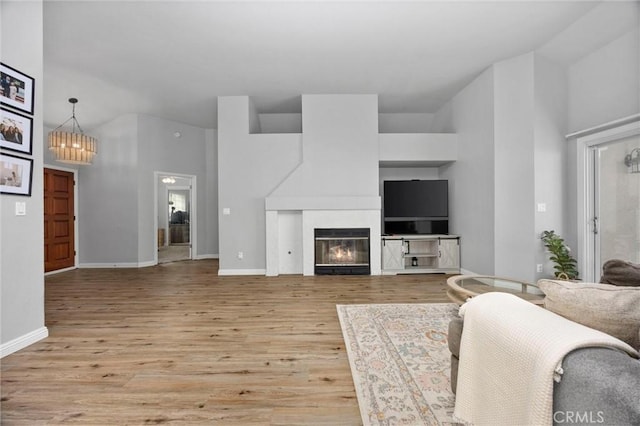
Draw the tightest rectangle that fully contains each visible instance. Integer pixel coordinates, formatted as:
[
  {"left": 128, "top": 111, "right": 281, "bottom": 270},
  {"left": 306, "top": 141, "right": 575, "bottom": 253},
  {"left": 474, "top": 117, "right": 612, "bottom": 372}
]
[{"left": 265, "top": 196, "right": 382, "bottom": 276}]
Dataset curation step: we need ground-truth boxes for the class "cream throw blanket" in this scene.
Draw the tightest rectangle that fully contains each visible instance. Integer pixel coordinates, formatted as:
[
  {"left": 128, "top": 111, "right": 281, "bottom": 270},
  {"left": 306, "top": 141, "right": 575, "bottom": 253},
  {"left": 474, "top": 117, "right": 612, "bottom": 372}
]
[{"left": 453, "top": 292, "right": 638, "bottom": 426}]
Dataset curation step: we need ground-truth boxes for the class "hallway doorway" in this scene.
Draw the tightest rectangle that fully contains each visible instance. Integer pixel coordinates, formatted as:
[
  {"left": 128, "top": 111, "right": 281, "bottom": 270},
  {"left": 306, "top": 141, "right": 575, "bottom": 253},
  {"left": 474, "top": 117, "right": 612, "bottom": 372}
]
[{"left": 155, "top": 173, "right": 196, "bottom": 264}]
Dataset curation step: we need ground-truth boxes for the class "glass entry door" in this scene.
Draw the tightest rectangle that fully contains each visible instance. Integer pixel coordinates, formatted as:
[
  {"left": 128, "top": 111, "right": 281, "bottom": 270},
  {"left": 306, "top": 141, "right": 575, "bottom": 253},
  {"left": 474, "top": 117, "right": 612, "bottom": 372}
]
[{"left": 590, "top": 134, "right": 640, "bottom": 278}]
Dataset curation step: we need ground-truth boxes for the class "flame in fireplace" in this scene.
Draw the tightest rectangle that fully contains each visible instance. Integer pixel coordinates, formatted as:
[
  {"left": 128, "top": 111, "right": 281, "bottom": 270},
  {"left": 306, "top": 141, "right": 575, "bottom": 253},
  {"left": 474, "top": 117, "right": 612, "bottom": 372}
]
[{"left": 329, "top": 244, "right": 355, "bottom": 263}]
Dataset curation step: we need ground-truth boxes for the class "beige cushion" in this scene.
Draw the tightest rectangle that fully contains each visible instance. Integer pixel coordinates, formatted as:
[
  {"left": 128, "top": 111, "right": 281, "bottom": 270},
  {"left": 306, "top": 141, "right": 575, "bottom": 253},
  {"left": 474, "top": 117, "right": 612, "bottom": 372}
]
[{"left": 538, "top": 279, "right": 640, "bottom": 351}]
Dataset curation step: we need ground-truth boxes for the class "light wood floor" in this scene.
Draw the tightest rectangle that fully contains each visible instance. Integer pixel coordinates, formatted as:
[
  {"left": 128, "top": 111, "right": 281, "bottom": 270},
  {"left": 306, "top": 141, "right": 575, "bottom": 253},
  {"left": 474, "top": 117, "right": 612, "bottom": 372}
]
[
  {"left": 158, "top": 245, "right": 191, "bottom": 264},
  {"left": 1, "top": 260, "right": 452, "bottom": 425}
]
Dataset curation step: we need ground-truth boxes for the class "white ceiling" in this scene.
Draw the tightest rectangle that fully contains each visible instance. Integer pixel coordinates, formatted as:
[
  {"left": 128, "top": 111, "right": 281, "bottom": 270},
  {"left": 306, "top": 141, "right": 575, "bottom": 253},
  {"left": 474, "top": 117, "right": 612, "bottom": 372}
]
[{"left": 43, "top": 1, "right": 639, "bottom": 131}]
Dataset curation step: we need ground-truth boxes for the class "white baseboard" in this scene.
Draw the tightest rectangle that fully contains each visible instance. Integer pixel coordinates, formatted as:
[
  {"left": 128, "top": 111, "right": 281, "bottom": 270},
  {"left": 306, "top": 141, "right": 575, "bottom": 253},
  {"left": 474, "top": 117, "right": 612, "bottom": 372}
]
[
  {"left": 1, "top": 326, "right": 48, "bottom": 358},
  {"left": 45, "top": 266, "right": 77, "bottom": 276},
  {"left": 194, "top": 254, "right": 219, "bottom": 260},
  {"left": 80, "top": 256, "right": 218, "bottom": 269},
  {"left": 80, "top": 262, "right": 153, "bottom": 268},
  {"left": 80, "top": 262, "right": 139, "bottom": 268},
  {"left": 218, "top": 268, "right": 266, "bottom": 276}
]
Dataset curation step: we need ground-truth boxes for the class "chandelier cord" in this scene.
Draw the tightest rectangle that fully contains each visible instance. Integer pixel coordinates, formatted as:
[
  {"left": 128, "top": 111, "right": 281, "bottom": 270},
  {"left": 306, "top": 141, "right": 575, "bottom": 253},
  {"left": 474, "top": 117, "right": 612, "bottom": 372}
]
[{"left": 52, "top": 98, "right": 86, "bottom": 134}]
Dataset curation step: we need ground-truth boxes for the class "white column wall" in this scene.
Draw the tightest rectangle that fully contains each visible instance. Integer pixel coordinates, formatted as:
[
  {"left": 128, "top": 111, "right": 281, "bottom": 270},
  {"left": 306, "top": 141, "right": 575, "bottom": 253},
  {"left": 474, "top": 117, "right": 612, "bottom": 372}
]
[
  {"left": 493, "top": 53, "right": 536, "bottom": 280},
  {"left": 1, "top": 0, "right": 47, "bottom": 356}
]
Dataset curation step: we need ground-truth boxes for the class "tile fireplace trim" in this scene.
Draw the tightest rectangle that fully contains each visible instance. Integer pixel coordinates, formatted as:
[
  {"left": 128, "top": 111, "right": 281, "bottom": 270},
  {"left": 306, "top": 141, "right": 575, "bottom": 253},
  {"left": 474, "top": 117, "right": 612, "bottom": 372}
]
[{"left": 265, "top": 198, "right": 382, "bottom": 277}]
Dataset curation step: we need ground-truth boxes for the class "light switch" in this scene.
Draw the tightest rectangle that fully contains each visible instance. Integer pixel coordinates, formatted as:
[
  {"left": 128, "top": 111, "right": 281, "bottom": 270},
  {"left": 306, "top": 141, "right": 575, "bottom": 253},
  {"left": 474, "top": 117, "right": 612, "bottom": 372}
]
[
  {"left": 537, "top": 203, "right": 546, "bottom": 212},
  {"left": 15, "top": 201, "right": 26, "bottom": 216},
  {"left": 223, "top": 208, "right": 231, "bottom": 215}
]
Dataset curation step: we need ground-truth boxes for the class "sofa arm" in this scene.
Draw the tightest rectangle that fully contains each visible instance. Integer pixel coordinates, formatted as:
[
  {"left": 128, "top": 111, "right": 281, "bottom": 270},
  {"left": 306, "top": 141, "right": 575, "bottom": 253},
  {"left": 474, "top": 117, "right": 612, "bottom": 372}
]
[
  {"left": 448, "top": 317, "right": 463, "bottom": 357},
  {"left": 553, "top": 347, "right": 640, "bottom": 425},
  {"left": 448, "top": 318, "right": 463, "bottom": 393}
]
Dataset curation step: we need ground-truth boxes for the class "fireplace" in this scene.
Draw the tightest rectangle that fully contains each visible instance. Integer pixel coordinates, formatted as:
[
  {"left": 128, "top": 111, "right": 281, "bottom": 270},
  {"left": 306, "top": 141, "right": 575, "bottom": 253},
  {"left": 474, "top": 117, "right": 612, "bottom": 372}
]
[{"left": 314, "top": 228, "right": 370, "bottom": 275}]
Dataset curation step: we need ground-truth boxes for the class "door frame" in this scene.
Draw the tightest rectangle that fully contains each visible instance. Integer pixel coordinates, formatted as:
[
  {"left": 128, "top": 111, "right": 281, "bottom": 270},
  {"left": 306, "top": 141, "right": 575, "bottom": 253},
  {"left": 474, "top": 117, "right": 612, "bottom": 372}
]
[
  {"left": 153, "top": 171, "right": 197, "bottom": 265},
  {"left": 43, "top": 164, "right": 79, "bottom": 276},
  {"left": 575, "top": 119, "right": 640, "bottom": 281}
]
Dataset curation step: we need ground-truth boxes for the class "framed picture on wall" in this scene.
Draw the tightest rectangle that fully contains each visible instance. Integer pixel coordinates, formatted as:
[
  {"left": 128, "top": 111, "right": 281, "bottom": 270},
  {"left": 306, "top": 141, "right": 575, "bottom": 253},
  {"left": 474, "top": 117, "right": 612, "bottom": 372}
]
[
  {"left": 0, "top": 152, "right": 33, "bottom": 196},
  {"left": 1, "top": 107, "right": 33, "bottom": 155},
  {"left": 0, "top": 63, "right": 35, "bottom": 115}
]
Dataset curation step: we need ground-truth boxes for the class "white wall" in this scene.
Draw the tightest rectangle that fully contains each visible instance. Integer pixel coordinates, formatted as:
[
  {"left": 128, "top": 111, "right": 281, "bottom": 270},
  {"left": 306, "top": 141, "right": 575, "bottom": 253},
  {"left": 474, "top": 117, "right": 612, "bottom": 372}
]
[
  {"left": 258, "top": 114, "right": 302, "bottom": 134},
  {"left": 378, "top": 133, "right": 457, "bottom": 166},
  {"left": 1, "top": 0, "right": 48, "bottom": 356},
  {"left": 79, "top": 114, "right": 139, "bottom": 265},
  {"left": 533, "top": 54, "right": 569, "bottom": 279},
  {"left": 78, "top": 113, "right": 217, "bottom": 266},
  {"left": 219, "top": 95, "right": 381, "bottom": 275},
  {"left": 433, "top": 67, "right": 496, "bottom": 275},
  {"left": 271, "top": 95, "right": 379, "bottom": 198},
  {"left": 205, "top": 129, "right": 219, "bottom": 257},
  {"left": 568, "top": 26, "right": 640, "bottom": 134},
  {"left": 217, "top": 97, "right": 303, "bottom": 272},
  {"left": 258, "top": 112, "right": 435, "bottom": 135},
  {"left": 137, "top": 114, "right": 211, "bottom": 263},
  {"left": 493, "top": 53, "right": 536, "bottom": 279},
  {"left": 379, "top": 113, "right": 434, "bottom": 133},
  {"left": 493, "top": 53, "right": 569, "bottom": 282},
  {"left": 431, "top": 52, "right": 568, "bottom": 282}
]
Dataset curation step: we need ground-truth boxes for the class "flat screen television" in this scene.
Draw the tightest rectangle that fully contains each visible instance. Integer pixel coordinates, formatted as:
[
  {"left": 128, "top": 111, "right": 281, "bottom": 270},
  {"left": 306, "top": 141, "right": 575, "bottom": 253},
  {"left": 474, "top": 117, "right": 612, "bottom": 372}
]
[{"left": 383, "top": 180, "right": 448, "bottom": 235}]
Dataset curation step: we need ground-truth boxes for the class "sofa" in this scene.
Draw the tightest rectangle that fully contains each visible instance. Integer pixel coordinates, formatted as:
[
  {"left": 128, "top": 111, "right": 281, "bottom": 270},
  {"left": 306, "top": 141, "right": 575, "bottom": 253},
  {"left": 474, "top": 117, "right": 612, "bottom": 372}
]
[{"left": 448, "top": 259, "right": 640, "bottom": 425}]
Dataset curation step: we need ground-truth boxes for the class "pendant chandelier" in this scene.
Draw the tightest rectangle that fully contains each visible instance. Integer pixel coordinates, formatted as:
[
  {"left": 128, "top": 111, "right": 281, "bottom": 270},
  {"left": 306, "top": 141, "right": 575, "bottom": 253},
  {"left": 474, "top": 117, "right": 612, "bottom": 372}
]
[{"left": 48, "top": 98, "right": 97, "bottom": 165}]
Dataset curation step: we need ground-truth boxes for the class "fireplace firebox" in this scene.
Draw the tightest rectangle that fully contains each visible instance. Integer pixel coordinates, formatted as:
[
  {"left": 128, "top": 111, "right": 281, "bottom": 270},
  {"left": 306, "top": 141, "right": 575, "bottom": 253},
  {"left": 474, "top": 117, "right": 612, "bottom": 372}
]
[{"left": 314, "top": 228, "right": 370, "bottom": 275}]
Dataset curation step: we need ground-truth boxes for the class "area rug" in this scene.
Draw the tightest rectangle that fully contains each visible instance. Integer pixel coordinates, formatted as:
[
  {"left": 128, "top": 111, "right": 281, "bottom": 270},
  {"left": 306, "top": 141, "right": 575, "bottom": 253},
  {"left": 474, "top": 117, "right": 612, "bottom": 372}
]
[{"left": 337, "top": 303, "right": 461, "bottom": 426}]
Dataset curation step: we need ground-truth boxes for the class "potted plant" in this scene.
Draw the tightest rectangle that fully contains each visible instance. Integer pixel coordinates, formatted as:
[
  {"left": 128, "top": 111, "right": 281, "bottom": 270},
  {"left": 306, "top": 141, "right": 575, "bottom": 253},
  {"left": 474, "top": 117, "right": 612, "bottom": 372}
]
[{"left": 540, "top": 230, "right": 579, "bottom": 280}]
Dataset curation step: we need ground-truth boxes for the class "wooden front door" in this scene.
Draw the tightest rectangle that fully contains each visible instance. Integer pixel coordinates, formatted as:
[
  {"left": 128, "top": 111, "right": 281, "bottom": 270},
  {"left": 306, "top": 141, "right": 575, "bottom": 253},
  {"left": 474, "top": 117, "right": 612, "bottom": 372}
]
[{"left": 44, "top": 168, "right": 75, "bottom": 272}]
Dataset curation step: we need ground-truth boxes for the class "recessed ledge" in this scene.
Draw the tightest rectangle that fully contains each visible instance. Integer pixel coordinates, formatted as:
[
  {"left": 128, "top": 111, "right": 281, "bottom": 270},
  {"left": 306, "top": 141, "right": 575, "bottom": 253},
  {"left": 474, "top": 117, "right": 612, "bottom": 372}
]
[{"left": 265, "top": 196, "right": 381, "bottom": 211}]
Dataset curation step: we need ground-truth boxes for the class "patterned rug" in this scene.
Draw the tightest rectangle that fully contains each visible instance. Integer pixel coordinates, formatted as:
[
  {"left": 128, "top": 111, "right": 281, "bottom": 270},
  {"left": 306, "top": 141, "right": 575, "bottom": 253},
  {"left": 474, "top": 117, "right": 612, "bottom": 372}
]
[{"left": 337, "top": 303, "right": 461, "bottom": 426}]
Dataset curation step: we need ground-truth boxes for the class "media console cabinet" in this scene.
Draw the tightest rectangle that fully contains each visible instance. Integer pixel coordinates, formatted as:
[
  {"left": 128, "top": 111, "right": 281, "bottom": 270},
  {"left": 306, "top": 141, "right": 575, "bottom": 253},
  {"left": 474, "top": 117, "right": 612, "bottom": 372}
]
[{"left": 381, "top": 234, "right": 460, "bottom": 274}]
